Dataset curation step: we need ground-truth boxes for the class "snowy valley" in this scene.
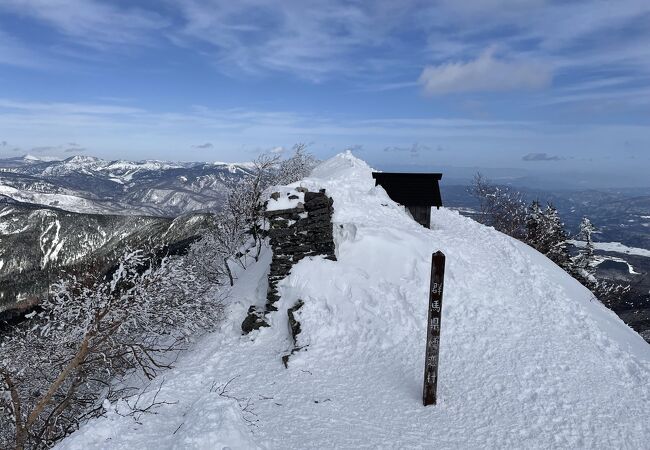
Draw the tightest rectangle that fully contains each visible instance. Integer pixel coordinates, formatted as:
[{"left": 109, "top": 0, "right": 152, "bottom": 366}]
[{"left": 0, "top": 200, "right": 212, "bottom": 317}]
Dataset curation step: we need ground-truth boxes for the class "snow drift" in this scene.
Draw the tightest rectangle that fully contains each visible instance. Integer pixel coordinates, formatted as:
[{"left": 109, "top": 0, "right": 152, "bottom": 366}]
[{"left": 58, "top": 152, "right": 650, "bottom": 449}]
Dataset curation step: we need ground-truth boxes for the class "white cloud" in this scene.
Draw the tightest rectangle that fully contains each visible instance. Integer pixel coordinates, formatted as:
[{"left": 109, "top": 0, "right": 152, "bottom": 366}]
[
  {"left": 0, "top": 0, "right": 165, "bottom": 49},
  {"left": 418, "top": 47, "right": 552, "bottom": 95},
  {"left": 171, "top": 0, "right": 413, "bottom": 81},
  {"left": 0, "top": 99, "right": 144, "bottom": 115},
  {"left": 522, "top": 152, "right": 562, "bottom": 161},
  {"left": 1, "top": 0, "right": 649, "bottom": 103}
]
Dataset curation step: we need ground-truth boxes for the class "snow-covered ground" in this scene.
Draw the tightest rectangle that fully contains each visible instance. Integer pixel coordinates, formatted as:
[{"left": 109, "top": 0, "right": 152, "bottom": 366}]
[
  {"left": 0, "top": 184, "right": 113, "bottom": 214},
  {"left": 58, "top": 153, "right": 650, "bottom": 449},
  {"left": 569, "top": 239, "right": 650, "bottom": 258}
]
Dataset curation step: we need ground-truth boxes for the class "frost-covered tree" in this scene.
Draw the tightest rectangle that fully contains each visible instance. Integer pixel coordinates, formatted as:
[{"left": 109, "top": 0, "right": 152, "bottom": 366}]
[
  {"left": 570, "top": 218, "right": 630, "bottom": 308},
  {"left": 592, "top": 281, "right": 632, "bottom": 309},
  {"left": 469, "top": 173, "right": 527, "bottom": 239},
  {"left": 471, "top": 179, "right": 631, "bottom": 312},
  {"left": 525, "top": 200, "right": 546, "bottom": 251},
  {"left": 274, "top": 143, "right": 318, "bottom": 186},
  {"left": 543, "top": 204, "right": 572, "bottom": 270},
  {"left": 189, "top": 144, "right": 318, "bottom": 285},
  {"left": 525, "top": 201, "right": 571, "bottom": 270},
  {"left": 0, "top": 249, "right": 222, "bottom": 450},
  {"left": 573, "top": 217, "right": 596, "bottom": 278},
  {"left": 225, "top": 152, "right": 282, "bottom": 263},
  {"left": 188, "top": 209, "right": 249, "bottom": 287}
]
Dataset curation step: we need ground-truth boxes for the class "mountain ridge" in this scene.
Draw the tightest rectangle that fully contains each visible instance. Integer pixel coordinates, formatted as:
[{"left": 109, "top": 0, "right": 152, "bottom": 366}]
[
  {"left": 57, "top": 152, "right": 650, "bottom": 449},
  {"left": 0, "top": 154, "right": 254, "bottom": 216},
  {"left": 0, "top": 196, "right": 213, "bottom": 316}
]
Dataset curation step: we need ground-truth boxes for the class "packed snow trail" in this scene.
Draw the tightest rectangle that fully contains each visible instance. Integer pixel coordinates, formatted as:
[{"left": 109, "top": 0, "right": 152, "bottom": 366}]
[{"left": 58, "top": 152, "right": 650, "bottom": 449}]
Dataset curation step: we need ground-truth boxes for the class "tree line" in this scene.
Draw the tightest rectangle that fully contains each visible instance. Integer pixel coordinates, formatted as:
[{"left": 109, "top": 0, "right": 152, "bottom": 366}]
[{"left": 469, "top": 173, "right": 630, "bottom": 308}]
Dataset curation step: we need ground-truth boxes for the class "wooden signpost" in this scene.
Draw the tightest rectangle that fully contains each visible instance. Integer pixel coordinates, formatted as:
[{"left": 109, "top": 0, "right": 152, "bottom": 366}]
[{"left": 423, "top": 250, "right": 445, "bottom": 406}]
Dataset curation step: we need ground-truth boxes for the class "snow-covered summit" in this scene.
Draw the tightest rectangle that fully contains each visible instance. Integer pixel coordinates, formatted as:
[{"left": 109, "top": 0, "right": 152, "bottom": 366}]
[
  {"left": 58, "top": 152, "right": 650, "bottom": 449},
  {"left": 64, "top": 155, "right": 102, "bottom": 164}
]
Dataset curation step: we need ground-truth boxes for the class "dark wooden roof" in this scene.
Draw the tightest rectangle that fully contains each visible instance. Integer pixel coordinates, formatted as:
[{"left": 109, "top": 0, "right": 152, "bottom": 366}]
[{"left": 372, "top": 172, "right": 443, "bottom": 207}]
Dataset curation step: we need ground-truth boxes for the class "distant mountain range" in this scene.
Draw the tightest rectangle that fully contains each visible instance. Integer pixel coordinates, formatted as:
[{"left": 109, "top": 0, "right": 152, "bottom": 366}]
[
  {"left": 0, "top": 154, "right": 254, "bottom": 216},
  {"left": 0, "top": 154, "right": 252, "bottom": 317},
  {"left": 0, "top": 197, "right": 213, "bottom": 317}
]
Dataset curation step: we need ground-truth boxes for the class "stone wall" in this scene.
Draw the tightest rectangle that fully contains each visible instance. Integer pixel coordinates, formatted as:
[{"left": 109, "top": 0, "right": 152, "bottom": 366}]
[
  {"left": 241, "top": 187, "right": 336, "bottom": 335},
  {"left": 265, "top": 188, "right": 336, "bottom": 309}
]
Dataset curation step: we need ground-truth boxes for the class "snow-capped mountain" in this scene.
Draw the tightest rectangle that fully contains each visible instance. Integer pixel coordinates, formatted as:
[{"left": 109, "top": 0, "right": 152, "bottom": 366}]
[
  {"left": 57, "top": 153, "right": 650, "bottom": 449},
  {"left": 0, "top": 197, "right": 213, "bottom": 316},
  {"left": 0, "top": 154, "right": 253, "bottom": 316},
  {"left": 0, "top": 154, "right": 253, "bottom": 216}
]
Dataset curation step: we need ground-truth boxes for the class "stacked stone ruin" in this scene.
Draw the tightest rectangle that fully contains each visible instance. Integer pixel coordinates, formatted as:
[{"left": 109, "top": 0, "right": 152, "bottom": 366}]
[
  {"left": 266, "top": 188, "right": 336, "bottom": 309},
  {"left": 241, "top": 187, "right": 336, "bottom": 335}
]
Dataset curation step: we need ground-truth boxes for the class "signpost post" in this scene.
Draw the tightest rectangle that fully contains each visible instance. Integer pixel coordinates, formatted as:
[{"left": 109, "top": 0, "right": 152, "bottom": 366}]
[{"left": 423, "top": 251, "right": 445, "bottom": 406}]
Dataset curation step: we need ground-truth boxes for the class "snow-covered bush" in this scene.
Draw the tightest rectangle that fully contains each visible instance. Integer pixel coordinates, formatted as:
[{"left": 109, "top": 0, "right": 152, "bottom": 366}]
[
  {"left": 573, "top": 217, "right": 597, "bottom": 278},
  {"left": 0, "top": 249, "right": 222, "bottom": 450},
  {"left": 571, "top": 218, "right": 630, "bottom": 308},
  {"left": 469, "top": 173, "right": 527, "bottom": 239},
  {"left": 0, "top": 144, "right": 317, "bottom": 450},
  {"left": 525, "top": 201, "right": 572, "bottom": 271},
  {"left": 188, "top": 144, "right": 318, "bottom": 285},
  {"left": 274, "top": 143, "right": 318, "bottom": 186}
]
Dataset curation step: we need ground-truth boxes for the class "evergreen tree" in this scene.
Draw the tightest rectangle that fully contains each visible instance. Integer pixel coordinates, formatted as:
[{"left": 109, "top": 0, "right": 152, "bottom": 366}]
[
  {"left": 543, "top": 204, "right": 571, "bottom": 270},
  {"left": 525, "top": 201, "right": 571, "bottom": 270},
  {"left": 573, "top": 217, "right": 597, "bottom": 281},
  {"left": 571, "top": 217, "right": 631, "bottom": 307},
  {"left": 525, "top": 200, "right": 545, "bottom": 251}
]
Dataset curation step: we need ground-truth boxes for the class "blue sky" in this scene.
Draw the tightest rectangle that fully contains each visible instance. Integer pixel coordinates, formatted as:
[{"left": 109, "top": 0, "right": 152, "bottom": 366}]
[{"left": 0, "top": 0, "right": 649, "bottom": 186}]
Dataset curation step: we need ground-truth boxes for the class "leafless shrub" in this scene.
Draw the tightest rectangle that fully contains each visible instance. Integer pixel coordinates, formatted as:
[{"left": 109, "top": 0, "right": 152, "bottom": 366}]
[
  {"left": 0, "top": 250, "right": 222, "bottom": 450},
  {"left": 188, "top": 143, "right": 318, "bottom": 285},
  {"left": 0, "top": 144, "right": 318, "bottom": 449},
  {"left": 469, "top": 173, "right": 527, "bottom": 239}
]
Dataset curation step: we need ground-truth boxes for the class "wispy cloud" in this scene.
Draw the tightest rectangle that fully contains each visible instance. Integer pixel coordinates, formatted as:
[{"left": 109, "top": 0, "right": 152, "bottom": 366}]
[
  {"left": 411, "top": 1, "right": 650, "bottom": 110},
  {"left": 522, "top": 152, "right": 563, "bottom": 161},
  {"left": 170, "top": 0, "right": 416, "bottom": 81},
  {"left": 418, "top": 47, "right": 551, "bottom": 95},
  {"left": 27, "top": 143, "right": 86, "bottom": 154},
  {"left": 0, "top": 97, "right": 546, "bottom": 149},
  {"left": 192, "top": 142, "right": 214, "bottom": 149},
  {"left": 0, "top": 0, "right": 166, "bottom": 49},
  {"left": 384, "top": 142, "right": 431, "bottom": 157},
  {"left": 0, "top": 0, "right": 649, "bottom": 109},
  {"left": 64, "top": 142, "right": 86, "bottom": 153},
  {"left": 0, "top": 99, "right": 144, "bottom": 115}
]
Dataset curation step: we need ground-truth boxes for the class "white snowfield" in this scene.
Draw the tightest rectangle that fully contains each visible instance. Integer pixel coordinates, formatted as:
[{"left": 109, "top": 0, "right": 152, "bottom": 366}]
[
  {"left": 569, "top": 239, "right": 650, "bottom": 258},
  {"left": 58, "top": 152, "right": 650, "bottom": 450}
]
